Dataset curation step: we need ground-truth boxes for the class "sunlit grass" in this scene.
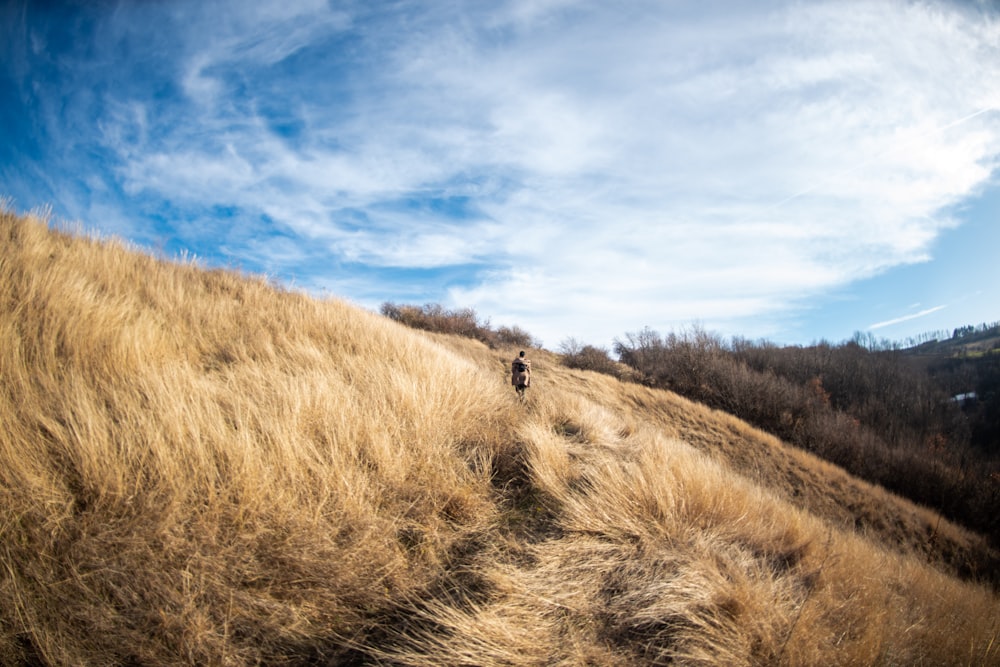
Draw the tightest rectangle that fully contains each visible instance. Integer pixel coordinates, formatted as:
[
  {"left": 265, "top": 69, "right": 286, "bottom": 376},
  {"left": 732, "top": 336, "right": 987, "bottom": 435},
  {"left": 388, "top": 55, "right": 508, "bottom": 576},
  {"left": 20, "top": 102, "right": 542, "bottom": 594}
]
[{"left": 2, "top": 210, "right": 997, "bottom": 665}]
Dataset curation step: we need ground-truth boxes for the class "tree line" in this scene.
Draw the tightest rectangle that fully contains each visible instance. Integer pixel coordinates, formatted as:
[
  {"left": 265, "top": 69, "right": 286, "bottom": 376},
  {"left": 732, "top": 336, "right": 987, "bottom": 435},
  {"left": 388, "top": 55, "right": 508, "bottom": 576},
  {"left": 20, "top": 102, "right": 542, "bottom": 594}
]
[{"left": 609, "top": 325, "right": 1000, "bottom": 546}]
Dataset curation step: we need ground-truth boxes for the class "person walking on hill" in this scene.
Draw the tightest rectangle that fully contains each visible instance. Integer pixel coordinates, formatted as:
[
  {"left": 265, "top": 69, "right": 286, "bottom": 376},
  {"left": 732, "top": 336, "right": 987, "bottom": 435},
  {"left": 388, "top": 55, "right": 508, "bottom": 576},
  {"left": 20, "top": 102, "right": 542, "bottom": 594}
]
[{"left": 511, "top": 350, "right": 531, "bottom": 399}]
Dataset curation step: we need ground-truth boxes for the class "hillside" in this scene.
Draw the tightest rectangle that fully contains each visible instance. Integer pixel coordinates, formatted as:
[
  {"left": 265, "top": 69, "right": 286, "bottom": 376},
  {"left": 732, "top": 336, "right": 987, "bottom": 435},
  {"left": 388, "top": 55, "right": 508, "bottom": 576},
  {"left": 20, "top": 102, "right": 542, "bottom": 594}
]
[
  {"left": 903, "top": 329, "right": 1000, "bottom": 461},
  {"left": 1, "top": 210, "right": 998, "bottom": 666},
  {"left": 904, "top": 326, "right": 1000, "bottom": 358}
]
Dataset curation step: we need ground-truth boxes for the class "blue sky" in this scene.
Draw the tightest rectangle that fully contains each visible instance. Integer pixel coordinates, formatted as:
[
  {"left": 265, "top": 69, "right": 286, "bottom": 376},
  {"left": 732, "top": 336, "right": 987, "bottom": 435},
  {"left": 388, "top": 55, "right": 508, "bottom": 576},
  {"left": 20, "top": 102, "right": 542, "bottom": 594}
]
[{"left": 2, "top": 0, "right": 998, "bottom": 349}]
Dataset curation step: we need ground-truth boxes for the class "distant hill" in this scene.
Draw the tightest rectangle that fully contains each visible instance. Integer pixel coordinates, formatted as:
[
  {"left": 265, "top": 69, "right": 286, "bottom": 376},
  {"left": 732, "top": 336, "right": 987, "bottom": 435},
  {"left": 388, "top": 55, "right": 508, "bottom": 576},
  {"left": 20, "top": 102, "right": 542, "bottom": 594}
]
[
  {"left": 1, "top": 210, "right": 998, "bottom": 665},
  {"left": 903, "top": 324, "right": 1000, "bottom": 358}
]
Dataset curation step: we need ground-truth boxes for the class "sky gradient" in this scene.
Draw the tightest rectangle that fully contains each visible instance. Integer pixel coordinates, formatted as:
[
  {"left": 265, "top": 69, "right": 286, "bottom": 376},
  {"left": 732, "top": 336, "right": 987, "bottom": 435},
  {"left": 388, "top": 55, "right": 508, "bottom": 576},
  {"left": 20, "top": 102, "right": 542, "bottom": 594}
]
[{"left": 2, "top": 0, "right": 998, "bottom": 349}]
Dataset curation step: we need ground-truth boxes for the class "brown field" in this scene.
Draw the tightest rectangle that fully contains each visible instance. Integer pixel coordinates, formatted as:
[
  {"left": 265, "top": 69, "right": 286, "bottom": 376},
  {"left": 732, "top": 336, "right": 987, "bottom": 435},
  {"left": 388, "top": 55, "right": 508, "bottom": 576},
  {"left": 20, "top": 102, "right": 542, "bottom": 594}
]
[{"left": 1, "top": 209, "right": 998, "bottom": 665}]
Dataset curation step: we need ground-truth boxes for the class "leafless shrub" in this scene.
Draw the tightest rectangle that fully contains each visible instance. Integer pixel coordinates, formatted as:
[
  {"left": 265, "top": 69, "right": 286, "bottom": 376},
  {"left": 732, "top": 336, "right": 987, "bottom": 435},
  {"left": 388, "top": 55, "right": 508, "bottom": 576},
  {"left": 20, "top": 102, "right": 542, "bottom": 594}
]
[
  {"left": 381, "top": 302, "right": 541, "bottom": 349},
  {"left": 559, "top": 337, "right": 621, "bottom": 376}
]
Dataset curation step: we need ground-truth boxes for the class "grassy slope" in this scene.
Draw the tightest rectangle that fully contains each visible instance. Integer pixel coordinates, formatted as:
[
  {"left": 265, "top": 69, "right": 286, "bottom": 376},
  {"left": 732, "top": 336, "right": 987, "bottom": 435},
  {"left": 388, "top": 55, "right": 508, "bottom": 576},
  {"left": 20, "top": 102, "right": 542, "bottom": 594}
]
[{"left": 1, "top": 211, "right": 997, "bottom": 666}]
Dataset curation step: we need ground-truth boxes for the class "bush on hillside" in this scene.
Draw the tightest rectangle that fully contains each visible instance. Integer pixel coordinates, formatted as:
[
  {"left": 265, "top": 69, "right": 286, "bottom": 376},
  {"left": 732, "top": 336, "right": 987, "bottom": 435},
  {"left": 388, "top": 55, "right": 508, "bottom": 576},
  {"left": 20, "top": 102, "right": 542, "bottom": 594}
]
[
  {"left": 494, "top": 324, "right": 537, "bottom": 349},
  {"left": 380, "top": 302, "right": 482, "bottom": 339},
  {"left": 559, "top": 338, "right": 621, "bottom": 376},
  {"left": 380, "top": 302, "right": 540, "bottom": 349}
]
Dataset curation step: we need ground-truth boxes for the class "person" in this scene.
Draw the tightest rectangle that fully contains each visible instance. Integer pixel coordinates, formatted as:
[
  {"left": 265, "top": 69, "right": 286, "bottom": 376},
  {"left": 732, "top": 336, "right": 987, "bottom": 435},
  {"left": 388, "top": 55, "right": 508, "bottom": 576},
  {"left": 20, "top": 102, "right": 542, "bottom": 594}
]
[{"left": 511, "top": 350, "right": 531, "bottom": 398}]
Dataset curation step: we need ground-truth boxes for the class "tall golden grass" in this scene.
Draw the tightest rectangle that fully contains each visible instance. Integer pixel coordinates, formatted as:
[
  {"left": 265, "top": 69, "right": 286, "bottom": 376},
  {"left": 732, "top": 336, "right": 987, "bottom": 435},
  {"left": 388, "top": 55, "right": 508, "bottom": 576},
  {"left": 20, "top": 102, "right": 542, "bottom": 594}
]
[{"left": 1, "top": 209, "right": 998, "bottom": 665}]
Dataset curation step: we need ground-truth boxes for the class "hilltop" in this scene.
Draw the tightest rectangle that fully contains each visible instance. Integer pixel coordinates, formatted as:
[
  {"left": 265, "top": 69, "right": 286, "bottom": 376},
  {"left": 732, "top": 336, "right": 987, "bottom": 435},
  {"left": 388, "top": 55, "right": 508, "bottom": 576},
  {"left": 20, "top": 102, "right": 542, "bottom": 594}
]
[
  {"left": 903, "top": 325, "right": 1000, "bottom": 358},
  {"left": 1, "top": 210, "right": 998, "bottom": 665}
]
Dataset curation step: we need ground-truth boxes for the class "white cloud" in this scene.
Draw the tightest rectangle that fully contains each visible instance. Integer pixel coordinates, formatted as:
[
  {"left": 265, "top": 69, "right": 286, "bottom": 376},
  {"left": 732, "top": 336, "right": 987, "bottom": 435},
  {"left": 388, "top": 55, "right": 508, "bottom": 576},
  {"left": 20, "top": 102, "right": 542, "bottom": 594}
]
[
  {"left": 869, "top": 305, "right": 948, "bottom": 331},
  {"left": 34, "top": 0, "right": 1000, "bottom": 346},
  {"left": 404, "top": 1, "right": 999, "bottom": 343}
]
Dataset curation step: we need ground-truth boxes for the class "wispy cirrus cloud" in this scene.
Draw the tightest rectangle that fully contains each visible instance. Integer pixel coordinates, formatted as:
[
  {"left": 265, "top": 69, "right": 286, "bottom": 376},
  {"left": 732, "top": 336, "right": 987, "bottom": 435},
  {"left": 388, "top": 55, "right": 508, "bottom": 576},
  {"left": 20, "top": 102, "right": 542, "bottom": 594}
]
[
  {"left": 870, "top": 305, "right": 949, "bottom": 331},
  {"left": 2, "top": 0, "right": 998, "bottom": 346}
]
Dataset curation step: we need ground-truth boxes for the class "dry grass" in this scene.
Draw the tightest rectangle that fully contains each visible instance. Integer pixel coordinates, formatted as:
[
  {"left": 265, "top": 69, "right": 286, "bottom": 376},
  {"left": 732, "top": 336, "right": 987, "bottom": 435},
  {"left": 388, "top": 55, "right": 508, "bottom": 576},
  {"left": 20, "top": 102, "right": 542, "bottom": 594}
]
[{"left": 1, "top": 210, "right": 998, "bottom": 665}]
